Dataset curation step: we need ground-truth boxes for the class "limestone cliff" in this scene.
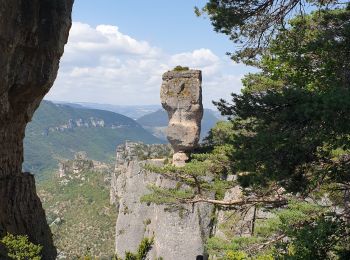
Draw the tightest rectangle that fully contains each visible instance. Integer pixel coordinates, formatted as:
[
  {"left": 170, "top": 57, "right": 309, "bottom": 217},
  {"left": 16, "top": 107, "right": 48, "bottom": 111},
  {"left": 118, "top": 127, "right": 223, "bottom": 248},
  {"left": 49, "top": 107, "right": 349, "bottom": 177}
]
[
  {"left": 0, "top": 1, "right": 73, "bottom": 259},
  {"left": 111, "top": 142, "right": 213, "bottom": 259}
]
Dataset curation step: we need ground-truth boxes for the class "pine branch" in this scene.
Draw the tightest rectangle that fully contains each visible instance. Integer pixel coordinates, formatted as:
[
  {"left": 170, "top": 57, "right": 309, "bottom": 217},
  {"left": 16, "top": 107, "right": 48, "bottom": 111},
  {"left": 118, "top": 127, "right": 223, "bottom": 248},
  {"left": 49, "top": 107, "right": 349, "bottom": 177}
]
[{"left": 179, "top": 196, "right": 288, "bottom": 207}]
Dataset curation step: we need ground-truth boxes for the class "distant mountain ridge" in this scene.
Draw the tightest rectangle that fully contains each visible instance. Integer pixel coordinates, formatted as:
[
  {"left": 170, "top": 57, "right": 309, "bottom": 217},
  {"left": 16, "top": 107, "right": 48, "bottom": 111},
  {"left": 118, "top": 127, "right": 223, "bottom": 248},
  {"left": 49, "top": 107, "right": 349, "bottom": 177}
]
[
  {"left": 57, "top": 101, "right": 161, "bottom": 119},
  {"left": 24, "top": 101, "right": 163, "bottom": 179}
]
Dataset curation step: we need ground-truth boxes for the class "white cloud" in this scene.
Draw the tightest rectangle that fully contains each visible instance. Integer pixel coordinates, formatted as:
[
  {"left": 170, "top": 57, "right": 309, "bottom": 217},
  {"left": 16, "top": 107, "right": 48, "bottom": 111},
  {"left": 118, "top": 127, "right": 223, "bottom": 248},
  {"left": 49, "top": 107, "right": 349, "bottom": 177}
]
[
  {"left": 67, "top": 22, "right": 159, "bottom": 56},
  {"left": 47, "top": 22, "right": 248, "bottom": 108}
]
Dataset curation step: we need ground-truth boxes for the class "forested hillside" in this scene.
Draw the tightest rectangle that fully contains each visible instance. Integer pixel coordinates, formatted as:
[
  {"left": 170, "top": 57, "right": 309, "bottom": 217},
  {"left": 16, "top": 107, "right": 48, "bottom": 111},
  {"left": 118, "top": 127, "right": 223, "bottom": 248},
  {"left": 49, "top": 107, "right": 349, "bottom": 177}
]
[
  {"left": 24, "top": 101, "right": 163, "bottom": 179},
  {"left": 37, "top": 155, "right": 116, "bottom": 259}
]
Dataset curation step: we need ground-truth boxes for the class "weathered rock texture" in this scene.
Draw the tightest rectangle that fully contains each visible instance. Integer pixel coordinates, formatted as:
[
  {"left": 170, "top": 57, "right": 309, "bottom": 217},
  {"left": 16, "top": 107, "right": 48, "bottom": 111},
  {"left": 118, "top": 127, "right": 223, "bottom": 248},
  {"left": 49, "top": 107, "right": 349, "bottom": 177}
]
[
  {"left": 58, "top": 151, "right": 111, "bottom": 179},
  {"left": 58, "top": 151, "right": 93, "bottom": 178},
  {"left": 111, "top": 142, "right": 213, "bottom": 259},
  {"left": 160, "top": 70, "right": 203, "bottom": 166},
  {"left": 0, "top": 1, "right": 73, "bottom": 259}
]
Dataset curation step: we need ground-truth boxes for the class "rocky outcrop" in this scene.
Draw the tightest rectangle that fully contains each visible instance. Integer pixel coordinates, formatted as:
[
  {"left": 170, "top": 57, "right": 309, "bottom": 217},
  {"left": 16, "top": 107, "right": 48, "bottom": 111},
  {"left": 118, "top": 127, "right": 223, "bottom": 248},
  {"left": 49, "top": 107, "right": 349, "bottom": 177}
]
[
  {"left": 110, "top": 142, "right": 171, "bottom": 206},
  {"left": 111, "top": 142, "right": 213, "bottom": 259},
  {"left": 46, "top": 117, "right": 105, "bottom": 134},
  {"left": 44, "top": 116, "right": 136, "bottom": 135},
  {"left": 160, "top": 70, "right": 203, "bottom": 166},
  {"left": 109, "top": 70, "right": 209, "bottom": 258},
  {"left": 0, "top": 1, "right": 73, "bottom": 259},
  {"left": 58, "top": 151, "right": 111, "bottom": 179}
]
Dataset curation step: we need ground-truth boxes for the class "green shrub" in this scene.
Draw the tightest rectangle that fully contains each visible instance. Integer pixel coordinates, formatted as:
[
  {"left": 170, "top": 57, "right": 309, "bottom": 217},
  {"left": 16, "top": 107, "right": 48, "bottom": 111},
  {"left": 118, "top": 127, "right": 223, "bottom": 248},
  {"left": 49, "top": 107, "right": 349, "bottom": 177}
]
[
  {"left": 0, "top": 233, "right": 42, "bottom": 260},
  {"left": 123, "top": 237, "right": 154, "bottom": 260},
  {"left": 173, "top": 65, "right": 189, "bottom": 71}
]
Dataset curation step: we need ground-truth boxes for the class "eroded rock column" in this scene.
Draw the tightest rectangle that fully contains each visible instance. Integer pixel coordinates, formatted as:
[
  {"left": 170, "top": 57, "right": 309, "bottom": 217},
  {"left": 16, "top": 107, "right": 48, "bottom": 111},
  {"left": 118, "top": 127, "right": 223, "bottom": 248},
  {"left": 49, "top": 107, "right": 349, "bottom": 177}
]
[
  {"left": 0, "top": 1, "right": 73, "bottom": 259},
  {"left": 160, "top": 69, "right": 203, "bottom": 166}
]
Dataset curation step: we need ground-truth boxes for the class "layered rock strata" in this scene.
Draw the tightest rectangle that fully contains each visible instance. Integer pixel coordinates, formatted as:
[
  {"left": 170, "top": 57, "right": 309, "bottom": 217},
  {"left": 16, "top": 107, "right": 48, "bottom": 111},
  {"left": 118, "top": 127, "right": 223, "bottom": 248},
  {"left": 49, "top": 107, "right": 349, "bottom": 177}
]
[
  {"left": 0, "top": 1, "right": 73, "bottom": 258},
  {"left": 111, "top": 142, "right": 213, "bottom": 259},
  {"left": 160, "top": 70, "right": 203, "bottom": 166}
]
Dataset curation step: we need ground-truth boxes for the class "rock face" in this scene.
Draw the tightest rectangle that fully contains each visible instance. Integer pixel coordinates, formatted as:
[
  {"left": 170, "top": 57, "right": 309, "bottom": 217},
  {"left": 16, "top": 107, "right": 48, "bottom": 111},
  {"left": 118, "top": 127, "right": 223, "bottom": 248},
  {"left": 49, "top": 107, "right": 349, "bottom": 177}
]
[
  {"left": 111, "top": 142, "right": 213, "bottom": 259},
  {"left": 160, "top": 70, "right": 203, "bottom": 166},
  {"left": 0, "top": 1, "right": 73, "bottom": 259}
]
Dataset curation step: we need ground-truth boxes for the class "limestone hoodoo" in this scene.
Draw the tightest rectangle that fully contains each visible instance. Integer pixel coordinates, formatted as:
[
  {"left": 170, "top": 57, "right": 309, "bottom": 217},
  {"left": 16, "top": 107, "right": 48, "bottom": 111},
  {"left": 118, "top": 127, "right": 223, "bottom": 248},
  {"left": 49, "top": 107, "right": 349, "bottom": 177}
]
[{"left": 160, "top": 68, "right": 203, "bottom": 166}]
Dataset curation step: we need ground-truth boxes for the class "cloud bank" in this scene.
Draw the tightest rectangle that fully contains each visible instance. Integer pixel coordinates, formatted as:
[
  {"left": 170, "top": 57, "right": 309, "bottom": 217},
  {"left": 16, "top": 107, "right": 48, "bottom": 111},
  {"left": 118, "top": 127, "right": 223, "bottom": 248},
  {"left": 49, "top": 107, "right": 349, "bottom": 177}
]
[{"left": 46, "top": 22, "right": 247, "bottom": 108}]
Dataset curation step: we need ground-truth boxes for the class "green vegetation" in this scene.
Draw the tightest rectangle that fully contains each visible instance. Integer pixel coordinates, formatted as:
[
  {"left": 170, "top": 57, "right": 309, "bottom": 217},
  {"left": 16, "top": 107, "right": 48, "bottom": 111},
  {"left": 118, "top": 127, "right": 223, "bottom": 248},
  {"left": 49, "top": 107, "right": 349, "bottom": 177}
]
[
  {"left": 77, "top": 237, "right": 154, "bottom": 260},
  {"left": 143, "top": 4, "right": 350, "bottom": 259},
  {"left": 215, "top": 8, "right": 350, "bottom": 194},
  {"left": 0, "top": 233, "right": 42, "bottom": 260},
  {"left": 196, "top": 0, "right": 342, "bottom": 63},
  {"left": 124, "top": 237, "right": 154, "bottom": 260},
  {"left": 173, "top": 65, "right": 189, "bottom": 71},
  {"left": 24, "top": 101, "right": 163, "bottom": 180},
  {"left": 79, "top": 237, "right": 154, "bottom": 260},
  {"left": 38, "top": 168, "right": 117, "bottom": 259},
  {"left": 141, "top": 123, "right": 234, "bottom": 207}
]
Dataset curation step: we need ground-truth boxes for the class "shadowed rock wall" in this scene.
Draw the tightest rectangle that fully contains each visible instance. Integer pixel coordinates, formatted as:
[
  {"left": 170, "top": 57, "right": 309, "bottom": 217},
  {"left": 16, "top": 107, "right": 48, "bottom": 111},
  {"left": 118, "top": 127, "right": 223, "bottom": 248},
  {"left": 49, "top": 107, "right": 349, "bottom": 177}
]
[{"left": 0, "top": 1, "right": 73, "bottom": 259}]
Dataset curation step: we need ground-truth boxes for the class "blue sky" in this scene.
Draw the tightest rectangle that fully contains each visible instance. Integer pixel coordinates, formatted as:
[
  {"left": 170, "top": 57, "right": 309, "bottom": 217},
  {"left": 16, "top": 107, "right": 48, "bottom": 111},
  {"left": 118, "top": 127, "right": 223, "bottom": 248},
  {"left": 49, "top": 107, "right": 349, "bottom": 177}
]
[
  {"left": 72, "top": 0, "right": 233, "bottom": 54},
  {"left": 46, "top": 0, "right": 253, "bottom": 108}
]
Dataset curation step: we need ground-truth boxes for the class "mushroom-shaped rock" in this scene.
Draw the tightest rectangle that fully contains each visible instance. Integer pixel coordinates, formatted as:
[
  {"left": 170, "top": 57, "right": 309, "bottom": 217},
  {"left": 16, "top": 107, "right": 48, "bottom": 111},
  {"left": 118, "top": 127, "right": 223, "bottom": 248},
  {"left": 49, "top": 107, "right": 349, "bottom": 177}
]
[{"left": 160, "top": 69, "right": 203, "bottom": 166}]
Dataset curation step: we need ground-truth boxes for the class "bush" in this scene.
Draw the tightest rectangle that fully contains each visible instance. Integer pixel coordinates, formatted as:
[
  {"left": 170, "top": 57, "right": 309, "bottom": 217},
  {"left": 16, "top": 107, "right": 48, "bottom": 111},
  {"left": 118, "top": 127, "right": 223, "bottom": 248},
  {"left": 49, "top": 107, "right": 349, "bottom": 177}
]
[
  {"left": 123, "top": 237, "right": 154, "bottom": 260},
  {"left": 173, "top": 65, "right": 189, "bottom": 71},
  {"left": 0, "top": 233, "right": 42, "bottom": 260}
]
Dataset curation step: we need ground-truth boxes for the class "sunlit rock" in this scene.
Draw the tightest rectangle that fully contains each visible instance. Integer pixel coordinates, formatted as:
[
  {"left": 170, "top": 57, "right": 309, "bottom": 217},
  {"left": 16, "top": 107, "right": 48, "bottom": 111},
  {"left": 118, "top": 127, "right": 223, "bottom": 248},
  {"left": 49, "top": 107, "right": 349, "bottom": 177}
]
[{"left": 160, "top": 69, "right": 203, "bottom": 166}]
